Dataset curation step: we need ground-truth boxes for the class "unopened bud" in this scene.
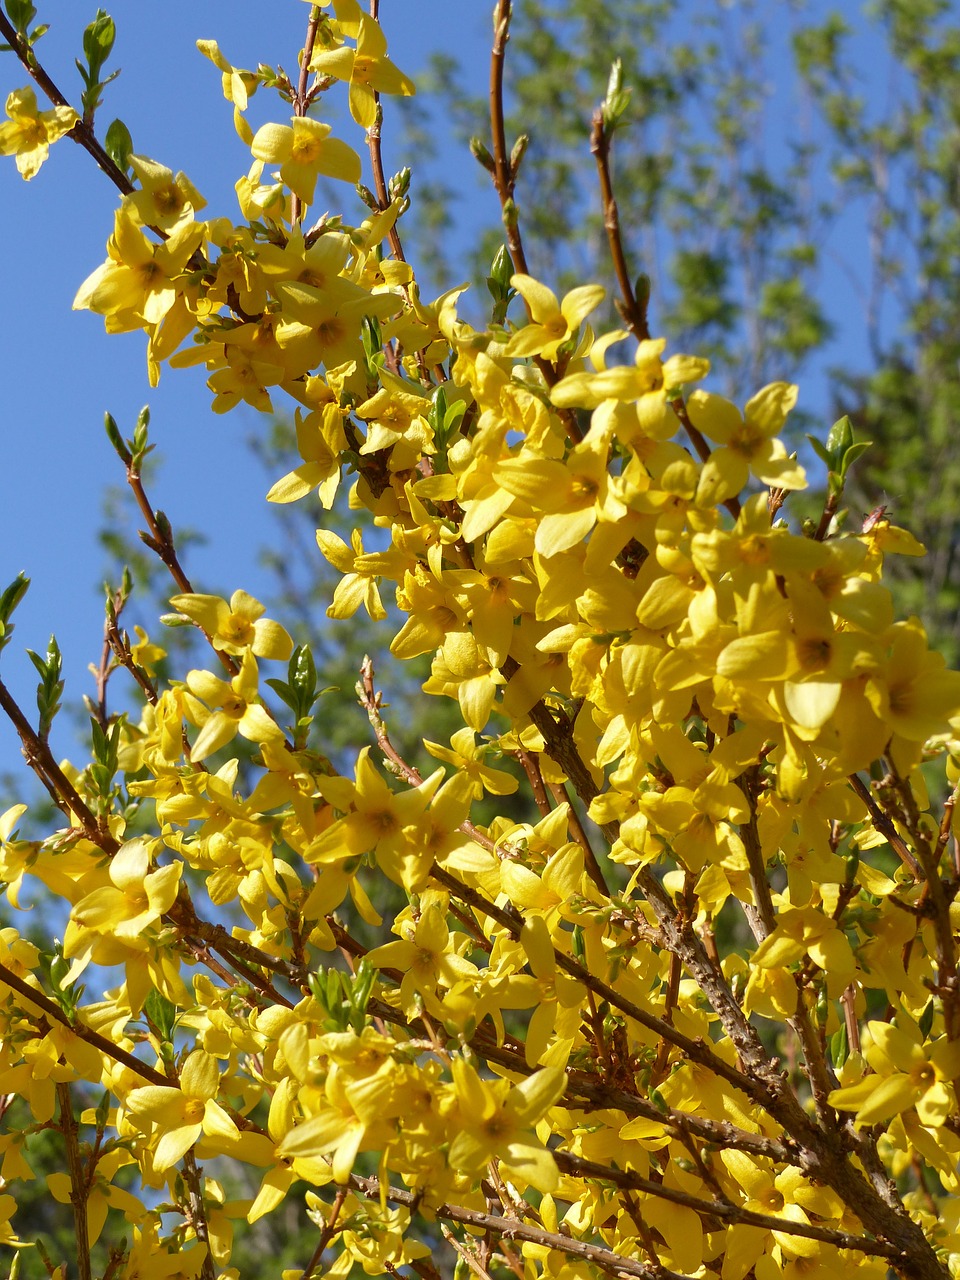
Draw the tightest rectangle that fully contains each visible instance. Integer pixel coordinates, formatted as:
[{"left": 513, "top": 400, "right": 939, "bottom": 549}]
[{"left": 470, "top": 136, "right": 496, "bottom": 173}]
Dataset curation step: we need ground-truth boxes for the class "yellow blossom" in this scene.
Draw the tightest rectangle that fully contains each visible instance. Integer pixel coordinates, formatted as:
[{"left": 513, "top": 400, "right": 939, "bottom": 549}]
[
  {"left": 504, "top": 274, "right": 605, "bottom": 360},
  {"left": 250, "top": 115, "right": 361, "bottom": 204},
  {"left": 0, "top": 87, "right": 77, "bottom": 179},
  {"left": 124, "top": 1049, "right": 240, "bottom": 1170},
  {"left": 169, "top": 589, "right": 292, "bottom": 660},
  {"left": 308, "top": 14, "right": 415, "bottom": 128}
]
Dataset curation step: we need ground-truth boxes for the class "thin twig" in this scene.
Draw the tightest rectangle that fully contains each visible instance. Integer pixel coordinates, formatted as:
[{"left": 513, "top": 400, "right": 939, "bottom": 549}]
[
  {"left": 357, "top": 655, "right": 496, "bottom": 852},
  {"left": 0, "top": 676, "right": 118, "bottom": 852},
  {"left": 590, "top": 108, "right": 649, "bottom": 340},
  {"left": 0, "top": 962, "right": 168, "bottom": 1087},
  {"left": 55, "top": 1082, "right": 92, "bottom": 1280},
  {"left": 302, "top": 1187, "right": 348, "bottom": 1280}
]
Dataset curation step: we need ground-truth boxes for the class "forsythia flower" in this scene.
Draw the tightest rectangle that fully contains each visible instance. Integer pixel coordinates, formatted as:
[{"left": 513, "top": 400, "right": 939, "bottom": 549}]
[
  {"left": 687, "top": 382, "right": 806, "bottom": 503},
  {"left": 71, "top": 838, "right": 182, "bottom": 939},
  {"left": 250, "top": 116, "right": 361, "bottom": 204},
  {"left": 0, "top": 87, "right": 77, "bottom": 178},
  {"left": 308, "top": 13, "right": 415, "bottom": 127},
  {"left": 124, "top": 1050, "right": 240, "bottom": 1170},
  {"left": 185, "top": 649, "right": 285, "bottom": 761},
  {"left": 503, "top": 274, "right": 605, "bottom": 360},
  {"left": 169, "top": 589, "right": 293, "bottom": 660}
]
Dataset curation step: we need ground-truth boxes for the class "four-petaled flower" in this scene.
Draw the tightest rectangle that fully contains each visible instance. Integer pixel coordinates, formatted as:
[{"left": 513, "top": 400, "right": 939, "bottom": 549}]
[
  {"left": 250, "top": 115, "right": 360, "bottom": 204},
  {"left": 0, "top": 87, "right": 77, "bottom": 179},
  {"left": 124, "top": 1050, "right": 240, "bottom": 1170}
]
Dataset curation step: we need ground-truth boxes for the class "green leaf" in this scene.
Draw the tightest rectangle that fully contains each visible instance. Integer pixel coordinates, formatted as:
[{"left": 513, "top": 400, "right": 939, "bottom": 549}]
[
  {"left": 919, "top": 999, "right": 935, "bottom": 1040},
  {"left": 805, "top": 433, "right": 834, "bottom": 469},
  {"left": 104, "top": 116, "right": 133, "bottom": 173},
  {"left": 104, "top": 410, "right": 131, "bottom": 464},
  {"left": 825, "top": 414, "right": 853, "bottom": 465},
  {"left": 4, "top": 0, "right": 37, "bottom": 37},
  {"left": 0, "top": 572, "right": 29, "bottom": 654},
  {"left": 830, "top": 1023, "right": 848, "bottom": 1070},
  {"left": 145, "top": 987, "right": 177, "bottom": 1042},
  {"left": 839, "top": 439, "right": 871, "bottom": 477}
]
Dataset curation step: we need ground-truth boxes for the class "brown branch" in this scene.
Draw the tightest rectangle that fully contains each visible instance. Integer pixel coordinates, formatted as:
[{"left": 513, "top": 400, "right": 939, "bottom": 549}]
[
  {"left": 106, "top": 620, "right": 159, "bottom": 707},
  {"left": 0, "top": 962, "right": 168, "bottom": 1087},
  {"left": 357, "top": 655, "right": 496, "bottom": 852},
  {"left": 427, "top": 862, "right": 776, "bottom": 1111},
  {"left": 489, "top": 0, "right": 529, "bottom": 277},
  {"left": 302, "top": 1188, "right": 349, "bottom": 1280},
  {"left": 92, "top": 586, "right": 128, "bottom": 731},
  {"left": 551, "top": 1151, "right": 901, "bottom": 1258},
  {"left": 56, "top": 1082, "right": 92, "bottom": 1280},
  {"left": 124, "top": 465, "right": 239, "bottom": 678},
  {"left": 289, "top": 4, "right": 323, "bottom": 226},
  {"left": 180, "top": 1149, "right": 216, "bottom": 1280},
  {"left": 546, "top": 777, "right": 609, "bottom": 896},
  {"left": 516, "top": 746, "right": 551, "bottom": 816},
  {"left": 590, "top": 109, "right": 649, "bottom": 340},
  {"left": 347, "top": 1171, "right": 678, "bottom": 1280},
  {"left": 848, "top": 773, "right": 922, "bottom": 876},
  {"left": 0, "top": 676, "right": 118, "bottom": 853}
]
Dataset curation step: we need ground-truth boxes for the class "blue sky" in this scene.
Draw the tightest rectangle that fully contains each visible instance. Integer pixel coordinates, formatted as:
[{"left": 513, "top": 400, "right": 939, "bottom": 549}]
[{"left": 0, "top": 0, "right": 914, "bottom": 785}]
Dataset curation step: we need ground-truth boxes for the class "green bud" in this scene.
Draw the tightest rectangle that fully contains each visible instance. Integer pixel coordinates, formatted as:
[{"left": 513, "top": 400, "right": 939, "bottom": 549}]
[
  {"left": 469, "top": 136, "right": 495, "bottom": 173},
  {"left": 509, "top": 133, "right": 529, "bottom": 176}
]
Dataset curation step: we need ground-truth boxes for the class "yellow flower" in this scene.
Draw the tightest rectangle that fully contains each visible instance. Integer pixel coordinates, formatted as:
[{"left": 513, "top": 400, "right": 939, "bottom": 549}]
[
  {"left": 73, "top": 204, "right": 204, "bottom": 325},
  {"left": 185, "top": 650, "right": 285, "bottom": 761},
  {"left": 422, "top": 727, "right": 519, "bottom": 798},
  {"left": 316, "top": 528, "right": 388, "bottom": 620},
  {"left": 47, "top": 1150, "right": 141, "bottom": 1246},
  {"left": 365, "top": 900, "right": 480, "bottom": 1016},
  {"left": 688, "top": 383, "right": 806, "bottom": 504},
  {"left": 309, "top": 14, "right": 415, "bottom": 128},
  {"left": 124, "top": 1049, "right": 240, "bottom": 1171},
  {"left": 866, "top": 618, "right": 960, "bottom": 743},
  {"left": 550, "top": 335, "right": 709, "bottom": 441},
  {"left": 169, "top": 589, "right": 292, "bottom": 660},
  {"left": 306, "top": 746, "right": 431, "bottom": 866},
  {"left": 445, "top": 1059, "right": 565, "bottom": 1192},
  {"left": 493, "top": 440, "right": 626, "bottom": 557},
  {"left": 71, "top": 838, "right": 182, "bottom": 940},
  {"left": 503, "top": 274, "right": 605, "bottom": 360},
  {"left": 829, "top": 1020, "right": 960, "bottom": 1127},
  {"left": 266, "top": 404, "right": 342, "bottom": 508},
  {"left": 0, "top": 87, "right": 77, "bottom": 179},
  {"left": 250, "top": 115, "right": 361, "bottom": 204},
  {"left": 127, "top": 154, "right": 206, "bottom": 231}
]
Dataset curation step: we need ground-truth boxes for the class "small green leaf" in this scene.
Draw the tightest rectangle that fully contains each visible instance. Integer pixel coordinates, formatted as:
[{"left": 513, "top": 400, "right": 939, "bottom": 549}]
[
  {"left": 805, "top": 433, "right": 834, "bottom": 468},
  {"left": 830, "top": 1023, "right": 848, "bottom": 1070},
  {"left": 5, "top": 0, "right": 37, "bottom": 37},
  {"left": 145, "top": 987, "right": 177, "bottom": 1042},
  {"left": 839, "top": 440, "right": 871, "bottom": 477},
  {"left": 825, "top": 414, "right": 853, "bottom": 465},
  {"left": 918, "top": 999, "right": 935, "bottom": 1040},
  {"left": 104, "top": 116, "right": 133, "bottom": 173},
  {"left": 104, "top": 411, "right": 131, "bottom": 463},
  {"left": 0, "top": 572, "right": 29, "bottom": 654},
  {"left": 469, "top": 136, "right": 495, "bottom": 173}
]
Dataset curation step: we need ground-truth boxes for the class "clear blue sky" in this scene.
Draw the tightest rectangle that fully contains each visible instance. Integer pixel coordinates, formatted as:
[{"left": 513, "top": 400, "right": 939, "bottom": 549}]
[{"left": 0, "top": 1, "right": 901, "bottom": 785}]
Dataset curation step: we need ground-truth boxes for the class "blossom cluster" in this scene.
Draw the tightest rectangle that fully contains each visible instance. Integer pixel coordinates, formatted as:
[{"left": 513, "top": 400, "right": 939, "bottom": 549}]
[{"left": 0, "top": 3, "right": 959, "bottom": 1279}]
